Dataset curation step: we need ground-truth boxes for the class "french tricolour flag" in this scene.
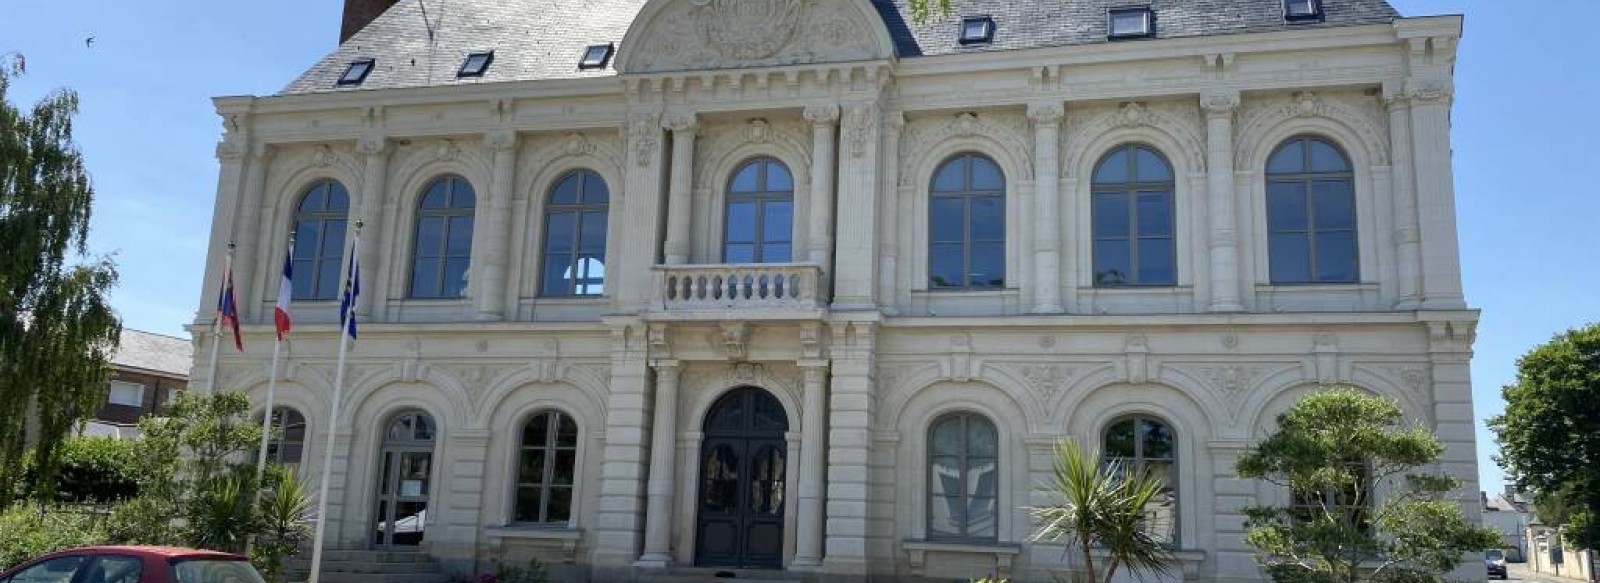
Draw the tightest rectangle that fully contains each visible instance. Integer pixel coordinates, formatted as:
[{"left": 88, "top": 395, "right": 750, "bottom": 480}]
[{"left": 274, "top": 247, "right": 293, "bottom": 341}]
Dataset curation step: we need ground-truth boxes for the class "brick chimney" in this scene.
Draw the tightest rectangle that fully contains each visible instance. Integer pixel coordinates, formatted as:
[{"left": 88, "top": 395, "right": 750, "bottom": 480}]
[{"left": 341, "top": 0, "right": 398, "bottom": 43}]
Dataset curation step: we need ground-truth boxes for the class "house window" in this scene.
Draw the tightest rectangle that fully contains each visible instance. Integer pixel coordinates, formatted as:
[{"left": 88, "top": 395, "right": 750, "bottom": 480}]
[
  {"left": 1103, "top": 416, "right": 1178, "bottom": 545},
  {"left": 337, "top": 59, "right": 375, "bottom": 86},
  {"left": 958, "top": 16, "right": 995, "bottom": 45},
  {"left": 1109, "top": 7, "right": 1154, "bottom": 39},
  {"left": 541, "top": 169, "right": 610, "bottom": 296},
  {"left": 1284, "top": 0, "right": 1322, "bottom": 21},
  {"left": 264, "top": 407, "right": 307, "bottom": 466},
  {"left": 1291, "top": 460, "right": 1371, "bottom": 533},
  {"left": 107, "top": 381, "right": 144, "bottom": 407},
  {"left": 579, "top": 44, "right": 614, "bottom": 70},
  {"left": 929, "top": 153, "right": 1006, "bottom": 290},
  {"left": 1266, "top": 137, "right": 1358, "bottom": 284},
  {"left": 458, "top": 51, "right": 494, "bottom": 77},
  {"left": 515, "top": 410, "right": 578, "bottom": 524},
  {"left": 723, "top": 158, "right": 794, "bottom": 264},
  {"left": 1092, "top": 144, "right": 1176, "bottom": 287},
  {"left": 409, "top": 175, "right": 476, "bottom": 299},
  {"left": 291, "top": 180, "right": 351, "bottom": 301},
  {"left": 928, "top": 412, "right": 998, "bottom": 541}
]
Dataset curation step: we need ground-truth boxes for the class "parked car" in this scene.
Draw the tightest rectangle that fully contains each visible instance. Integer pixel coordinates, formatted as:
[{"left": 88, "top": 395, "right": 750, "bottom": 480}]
[
  {"left": 1486, "top": 549, "right": 1508, "bottom": 580},
  {"left": 0, "top": 546, "right": 264, "bottom": 583}
]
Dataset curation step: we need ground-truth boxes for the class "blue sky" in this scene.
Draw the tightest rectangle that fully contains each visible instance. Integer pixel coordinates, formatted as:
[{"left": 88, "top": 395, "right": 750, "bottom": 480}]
[{"left": 3, "top": 0, "right": 1595, "bottom": 493}]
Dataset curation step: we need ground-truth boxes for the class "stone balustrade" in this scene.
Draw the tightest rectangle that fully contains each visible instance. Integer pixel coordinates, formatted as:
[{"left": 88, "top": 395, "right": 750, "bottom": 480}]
[{"left": 650, "top": 263, "right": 826, "bottom": 316}]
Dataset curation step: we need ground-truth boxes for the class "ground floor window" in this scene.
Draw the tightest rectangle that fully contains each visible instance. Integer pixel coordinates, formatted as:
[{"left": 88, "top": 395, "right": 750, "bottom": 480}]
[{"left": 516, "top": 410, "right": 578, "bottom": 524}]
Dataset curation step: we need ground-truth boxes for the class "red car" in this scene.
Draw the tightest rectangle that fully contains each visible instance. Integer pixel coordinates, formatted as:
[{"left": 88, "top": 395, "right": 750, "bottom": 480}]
[{"left": 0, "top": 546, "right": 265, "bottom": 583}]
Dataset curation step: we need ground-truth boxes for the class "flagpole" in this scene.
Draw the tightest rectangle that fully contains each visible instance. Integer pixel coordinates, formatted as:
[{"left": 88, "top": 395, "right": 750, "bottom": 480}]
[
  {"left": 203, "top": 242, "right": 235, "bottom": 396},
  {"left": 309, "top": 222, "right": 360, "bottom": 583},
  {"left": 256, "top": 233, "right": 294, "bottom": 480}
]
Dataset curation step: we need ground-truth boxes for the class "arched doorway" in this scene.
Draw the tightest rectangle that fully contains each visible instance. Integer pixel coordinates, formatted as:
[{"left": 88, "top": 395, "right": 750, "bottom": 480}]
[
  {"left": 372, "top": 410, "right": 436, "bottom": 547},
  {"left": 695, "top": 387, "right": 788, "bottom": 568}
]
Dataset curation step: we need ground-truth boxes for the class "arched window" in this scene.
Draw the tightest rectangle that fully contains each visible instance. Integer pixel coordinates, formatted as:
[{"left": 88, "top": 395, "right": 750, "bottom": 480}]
[
  {"left": 1266, "top": 137, "right": 1358, "bottom": 284},
  {"left": 928, "top": 412, "right": 998, "bottom": 540},
  {"left": 409, "top": 175, "right": 476, "bottom": 298},
  {"left": 723, "top": 158, "right": 794, "bottom": 264},
  {"left": 515, "top": 410, "right": 578, "bottom": 524},
  {"left": 291, "top": 180, "right": 350, "bottom": 300},
  {"left": 264, "top": 407, "right": 307, "bottom": 466},
  {"left": 929, "top": 153, "right": 1005, "bottom": 290},
  {"left": 541, "top": 170, "right": 610, "bottom": 296},
  {"left": 1092, "top": 145, "right": 1175, "bottom": 287},
  {"left": 1103, "top": 416, "right": 1178, "bottom": 545}
]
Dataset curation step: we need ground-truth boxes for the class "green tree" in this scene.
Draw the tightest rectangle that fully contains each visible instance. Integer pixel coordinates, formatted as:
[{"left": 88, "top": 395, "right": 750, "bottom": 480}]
[
  {"left": 1031, "top": 439, "right": 1175, "bottom": 583},
  {"left": 1489, "top": 323, "right": 1600, "bottom": 551},
  {"left": 0, "top": 53, "right": 122, "bottom": 507},
  {"left": 1236, "top": 388, "right": 1500, "bottom": 583}
]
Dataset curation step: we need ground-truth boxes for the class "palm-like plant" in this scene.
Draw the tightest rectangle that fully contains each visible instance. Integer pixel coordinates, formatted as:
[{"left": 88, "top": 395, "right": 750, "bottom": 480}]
[
  {"left": 252, "top": 470, "right": 315, "bottom": 583},
  {"left": 1032, "top": 439, "right": 1175, "bottom": 583}
]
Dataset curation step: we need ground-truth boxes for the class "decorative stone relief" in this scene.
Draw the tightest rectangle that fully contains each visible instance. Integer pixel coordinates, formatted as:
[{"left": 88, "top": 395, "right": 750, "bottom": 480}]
[
  {"left": 629, "top": 112, "right": 662, "bottom": 166},
  {"left": 1377, "top": 365, "right": 1431, "bottom": 396},
  {"left": 647, "top": 323, "right": 671, "bottom": 359},
  {"left": 1199, "top": 365, "right": 1268, "bottom": 400},
  {"left": 843, "top": 103, "right": 877, "bottom": 159},
  {"left": 393, "top": 138, "right": 491, "bottom": 186},
  {"left": 902, "top": 111, "right": 1035, "bottom": 183},
  {"left": 1063, "top": 100, "right": 1207, "bottom": 172},
  {"left": 1124, "top": 335, "right": 1150, "bottom": 384},
  {"left": 799, "top": 323, "right": 825, "bottom": 360},
  {"left": 693, "top": 117, "right": 811, "bottom": 189},
  {"left": 312, "top": 144, "right": 339, "bottom": 167},
  {"left": 746, "top": 119, "right": 772, "bottom": 143},
  {"left": 720, "top": 321, "right": 749, "bottom": 361},
  {"left": 940, "top": 333, "right": 977, "bottom": 382},
  {"left": 1019, "top": 364, "right": 1076, "bottom": 400},
  {"left": 622, "top": 0, "right": 884, "bottom": 73},
  {"left": 1235, "top": 90, "right": 1390, "bottom": 167}
]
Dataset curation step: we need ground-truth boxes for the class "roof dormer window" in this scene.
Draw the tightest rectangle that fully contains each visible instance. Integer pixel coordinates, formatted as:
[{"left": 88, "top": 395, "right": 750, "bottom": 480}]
[
  {"left": 579, "top": 43, "right": 614, "bottom": 70},
  {"left": 458, "top": 51, "right": 494, "bottom": 78},
  {"left": 337, "top": 58, "right": 375, "bottom": 86},
  {"left": 1284, "top": 0, "right": 1323, "bottom": 22},
  {"left": 1108, "top": 7, "right": 1154, "bottom": 39},
  {"left": 958, "top": 16, "right": 995, "bottom": 45}
]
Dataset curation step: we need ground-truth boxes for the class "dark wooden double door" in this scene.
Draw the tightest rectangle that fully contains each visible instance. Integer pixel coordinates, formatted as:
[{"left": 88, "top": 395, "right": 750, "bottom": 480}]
[{"left": 695, "top": 387, "right": 788, "bottom": 569}]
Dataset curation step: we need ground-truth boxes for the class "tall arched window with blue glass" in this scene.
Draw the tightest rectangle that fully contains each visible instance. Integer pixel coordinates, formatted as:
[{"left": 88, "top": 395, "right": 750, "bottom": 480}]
[
  {"left": 291, "top": 179, "right": 350, "bottom": 301},
  {"left": 1266, "top": 137, "right": 1358, "bottom": 284},
  {"left": 1092, "top": 145, "right": 1176, "bottom": 287},
  {"left": 409, "top": 175, "right": 476, "bottom": 299},
  {"left": 541, "top": 169, "right": 610, "bottom": 296},
  {"left": 723, "top": 158, "right": 793, "bottom": 263},
  {"left": 929, "top": 153, "right": 1005, "bottom": 290}
]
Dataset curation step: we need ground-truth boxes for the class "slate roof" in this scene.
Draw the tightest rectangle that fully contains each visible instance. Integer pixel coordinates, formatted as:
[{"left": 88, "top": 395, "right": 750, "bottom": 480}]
[
  {"left": 282, "top": 0, "right": 1401, "bottom": 94},
  {"left": 111, "top": 329, "right": 193, "bottom": 377}
]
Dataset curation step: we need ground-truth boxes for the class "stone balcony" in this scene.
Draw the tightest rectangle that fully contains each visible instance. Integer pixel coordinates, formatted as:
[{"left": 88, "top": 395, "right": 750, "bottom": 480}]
[{"left": 647, "top": 263, "right": 827, "bottom": 320}]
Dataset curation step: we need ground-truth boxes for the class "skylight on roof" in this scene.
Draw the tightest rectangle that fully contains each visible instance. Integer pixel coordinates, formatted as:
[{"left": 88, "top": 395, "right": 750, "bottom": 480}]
[
  {"left": 958, "top": 15, "right": 995, "bottom": 45},
  {"left": 458, "top": 51, "right": 494, "bottom": 78},
  {"left": 337, "top": 59, "right": 375, "bottom": 86},
  {"left": 1108, "top": 7, "right": 1154, "bottom": 39},
  {"left": 1284, "top": 0, "right": 1323, "bottom": 21},
  {"left": 579, "top": 44, "right": 614, "bottom": 70}
]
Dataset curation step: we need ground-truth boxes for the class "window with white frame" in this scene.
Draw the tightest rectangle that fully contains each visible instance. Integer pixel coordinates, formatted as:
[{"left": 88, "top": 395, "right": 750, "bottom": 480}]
[
  {"left": 107, "top": 381, "right": 144, "bottom": 407},
  {"left": 1103, "top": 416, "right": 1179, "bottom": 545},
  {"left": 927, "top": 412, "right": 999, "bottom": 541}
]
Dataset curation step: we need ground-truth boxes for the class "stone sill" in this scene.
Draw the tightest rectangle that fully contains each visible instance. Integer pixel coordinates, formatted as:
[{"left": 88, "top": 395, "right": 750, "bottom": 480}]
[
  {"left": 484, "top": 526, "right": 582, "bottom": 563},
  {"left": 903, "top": 539, "right": 1022, "bottom": 578}
]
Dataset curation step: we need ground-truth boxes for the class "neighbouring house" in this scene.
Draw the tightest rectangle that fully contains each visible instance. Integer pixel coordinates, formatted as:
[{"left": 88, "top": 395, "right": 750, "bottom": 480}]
[
  {"left": 194, "top": 0, "right": 1477, "bottom": 581},
  {"left": 81, "top": 329, "right": 192, "bottom": 439},
  {"left": 1528, "top": 523, "right": 1598, "bottom": 583},
  {"left": 1483, "top": 486, "right": 1533, "bottom": 562}
]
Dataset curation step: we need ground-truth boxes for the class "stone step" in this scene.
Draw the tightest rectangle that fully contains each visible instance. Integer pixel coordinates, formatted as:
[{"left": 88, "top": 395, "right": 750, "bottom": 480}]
[
  {"left": 281, "top": 559, "right": 443, "bottom": 575},
  {"left": 639, "top": 567, "right": 804, "bottom": 583},
  {"left": 285, "top": 572, "right": 447, "bottom": 583},
  {"left": 288, "top": 550, "right": 436, "bottom": 564}
]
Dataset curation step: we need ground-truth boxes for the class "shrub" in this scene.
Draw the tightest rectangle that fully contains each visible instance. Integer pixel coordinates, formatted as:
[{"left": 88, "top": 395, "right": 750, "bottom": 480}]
[
  {"left": 0, "top": 505, "right": 105, "bottom": 570},
  {"left": 22, "top": 436, "right": 138, "bottom": 505}
]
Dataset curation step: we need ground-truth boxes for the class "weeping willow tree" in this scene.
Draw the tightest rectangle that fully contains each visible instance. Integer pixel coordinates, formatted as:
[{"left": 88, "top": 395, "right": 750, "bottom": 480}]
[{"left": 0, "top": 54, "right": 123, "bottom": 506}]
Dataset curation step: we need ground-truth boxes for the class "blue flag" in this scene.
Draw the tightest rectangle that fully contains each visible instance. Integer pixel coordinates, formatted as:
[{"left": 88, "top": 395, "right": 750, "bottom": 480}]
[{"left": 338, "top": 251, "right": 360, "bottom": 339}]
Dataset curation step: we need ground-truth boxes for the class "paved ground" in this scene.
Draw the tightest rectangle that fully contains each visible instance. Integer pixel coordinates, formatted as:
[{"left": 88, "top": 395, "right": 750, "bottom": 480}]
[{"left": 1508, "top": 562, "right": 1582, "bottom": 583}]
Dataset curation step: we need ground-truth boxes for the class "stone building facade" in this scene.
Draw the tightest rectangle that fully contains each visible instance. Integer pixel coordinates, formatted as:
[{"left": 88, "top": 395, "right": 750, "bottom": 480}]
[{"left": 196, "top": 0, "right": 1478, "bottom": 580}]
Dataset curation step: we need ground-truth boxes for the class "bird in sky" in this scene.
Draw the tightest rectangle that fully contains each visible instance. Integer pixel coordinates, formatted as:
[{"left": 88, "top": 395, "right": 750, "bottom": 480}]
[{"left": 85, "top": 36, "right": 95, "bottom": 49}]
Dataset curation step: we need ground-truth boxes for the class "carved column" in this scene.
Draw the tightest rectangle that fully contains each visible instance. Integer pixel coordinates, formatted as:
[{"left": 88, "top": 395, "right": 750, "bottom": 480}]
[
  {"left": 1027, "top": 102, "right": 1065, "bottom": 314},
  {"left": 1407, "top": 77, "right": 1465, "bottom": 309},
  {"left": 233, "top": 143, "right": 275, "bottom": 320},
  {"left": 1202, "top": 90, "right": 1244, "bottom": 312},
  {"left": 477, "top": 130, "right": 518, "bottom": 320},
  {"left": 663, "top": 113, "right": 698, "bottom": 265},
  {"left": 804, "top": 104, "right": 840, "bottom": 268},
  {"left": 637, "top": 360, "right": 680, "bottom": 567},
  {"left": 833, "top": 103, "right": 880, "bottom": 309},
  {"left": 877, "top": 113, "right": 905, "bottom": 315},
  {"left": 1384, "top": 86, "right": 1424, "bottom": 309},
  {"left": 355, "top": 135, "right": 389, "bottom": 317},
  {"left": 617, "top": 111, "right": 668, "bottom": 311},
  {"left": 794, "top": 359, "right": 830, "bottom": 568}
]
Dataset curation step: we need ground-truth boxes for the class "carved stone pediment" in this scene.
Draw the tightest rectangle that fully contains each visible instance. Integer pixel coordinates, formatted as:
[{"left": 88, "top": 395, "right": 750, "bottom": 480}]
[{"left": 619, "top": 0, "right": 893, "bottom": 74}]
